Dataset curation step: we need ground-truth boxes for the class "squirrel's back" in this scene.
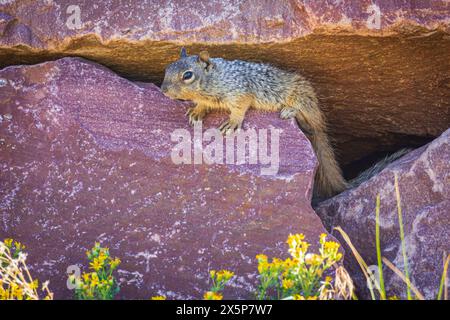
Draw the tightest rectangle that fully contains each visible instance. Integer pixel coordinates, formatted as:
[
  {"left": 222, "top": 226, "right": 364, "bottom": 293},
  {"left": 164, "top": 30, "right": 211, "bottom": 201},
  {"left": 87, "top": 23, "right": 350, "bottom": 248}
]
[{"left": 206, "top": 58, "right": 313, "bottom": 112}]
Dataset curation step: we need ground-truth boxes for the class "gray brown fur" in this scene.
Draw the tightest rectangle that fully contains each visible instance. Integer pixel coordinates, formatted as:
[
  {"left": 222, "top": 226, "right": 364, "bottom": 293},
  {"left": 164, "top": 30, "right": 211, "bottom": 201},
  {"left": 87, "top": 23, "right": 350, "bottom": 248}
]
[
  {"left": 161, "top": 49, "right": 348, "bottom": 199},
  {"left": 349, "top": 148, "right": 412, "bottom": 188}
]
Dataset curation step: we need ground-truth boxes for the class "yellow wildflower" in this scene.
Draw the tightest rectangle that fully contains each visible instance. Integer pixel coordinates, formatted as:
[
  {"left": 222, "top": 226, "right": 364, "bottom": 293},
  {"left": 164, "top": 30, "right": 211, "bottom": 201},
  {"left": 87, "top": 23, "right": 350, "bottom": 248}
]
[
  {"left": 82, "top": 273, "right": 90, "bottom": 282},
  {"left": 256, "top": 254, "right": 268, "bottom": 262},
  {"left": 110, "top": 257, "right": 121, "bottom": 270},
  {"left": 98, "top": 252, "right": 107, "bottom": 264},
  {"left": 14, "top": 241, "right": 25, "bottom": 251},
  {"left": 203, "top": 291, "right": 223, "bottom": 300},
  {"left": 216, "top": 270, "right": 234, "bottom": 282},
  {"left": 89, "top": 258, "right": 103, "bottom": 271},
  {"left": 287, "top": 234, "right": 305, "bottom": 249},
  {"left": 257, "top": 261, "right": 270, "bottom": 274},
  {"left": 151, "top": 295, "right": 166, "bottom": 300},
  {"left": 268, "top": 258, "right": 282, "bottom": 272},
  {"left": 283, "top": 257, "right": 299, "bottom": 269},
  {"left": 282, "top": 279, "right": 294, "bottom": 290},
  {"left": 272, "top": 258, "right": 283, "bottom": 266},
  {"left": 14, "top": 287, "right": 24, "bottom": 300},
  {"left": 3, "top": 238, "right": 13, "bottom": 248},
  {"left": 324, "top": 241, "right": 340, "bottom": 252},
  {"left": 305, "top": 253, "right": 323, "bottom": 266},
  {"left": 30, "top": 279, "right": 39, "bottom": 290},
  {"left": 90, "top": 273, "right": 99, "bottom": 287},
  {"left": 294, "top": 295, "right": 318, "bottom": 300}
]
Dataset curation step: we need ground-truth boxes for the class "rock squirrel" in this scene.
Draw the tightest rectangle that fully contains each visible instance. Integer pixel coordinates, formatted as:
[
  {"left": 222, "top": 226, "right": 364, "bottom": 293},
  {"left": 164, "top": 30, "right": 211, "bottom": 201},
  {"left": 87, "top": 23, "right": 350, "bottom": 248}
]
[{"left": 161, "top": 48, "right": 407, "bottom": 200}]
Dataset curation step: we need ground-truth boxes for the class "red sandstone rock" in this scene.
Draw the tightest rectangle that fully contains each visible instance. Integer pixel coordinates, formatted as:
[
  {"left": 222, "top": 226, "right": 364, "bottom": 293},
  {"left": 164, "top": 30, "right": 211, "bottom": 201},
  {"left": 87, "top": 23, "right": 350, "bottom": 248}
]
[
  {"left": 0, "top": 57, "right": 335, "bottom": 299},
  {"left": 316, "top": 129, "right": 450, "bottom": 299},
  {"left": 0, "top": 0, "right": 448, "bottom": 47}
]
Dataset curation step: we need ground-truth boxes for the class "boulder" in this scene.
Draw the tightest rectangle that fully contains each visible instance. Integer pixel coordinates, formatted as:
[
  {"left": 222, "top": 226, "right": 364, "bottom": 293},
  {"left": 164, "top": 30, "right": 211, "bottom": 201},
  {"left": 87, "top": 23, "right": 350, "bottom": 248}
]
[
  {"left": 316, "top": 129, "right": 450, "bottom": 299},
  {"left": 0, "top": 0, "right": 449, "bottom": 168},
  {"left": 0, "top": 57, "right": 335, "bottom": 299},
  {"left": 0, "top": 0, "right": 448, "bottom": 45}
]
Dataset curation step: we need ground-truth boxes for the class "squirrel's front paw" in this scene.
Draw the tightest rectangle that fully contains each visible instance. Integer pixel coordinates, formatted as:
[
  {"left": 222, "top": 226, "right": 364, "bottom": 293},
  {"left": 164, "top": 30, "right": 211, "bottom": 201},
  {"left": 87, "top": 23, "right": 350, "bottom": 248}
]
[
  {"left": 186, "top": 107, "right": 206, "bottom": 125},
  {"left": 219, "top": 119, "right": 242, "bottom": 135}
]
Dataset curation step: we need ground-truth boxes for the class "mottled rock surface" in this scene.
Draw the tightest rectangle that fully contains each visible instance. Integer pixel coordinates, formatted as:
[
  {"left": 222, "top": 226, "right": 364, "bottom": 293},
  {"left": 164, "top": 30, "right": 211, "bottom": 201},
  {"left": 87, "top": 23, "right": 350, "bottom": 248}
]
[
  {"left": 1, "top": 0, "right": 449, "bottom": 169},
  {"left": 0, "top": 57, "right": 335, "bottom": 299},
  {"left": 316, "top": 129, "right": 450, "bottom": 299},
  {"left": 1, "top": 0, "right": 449, "bottom": 45}
]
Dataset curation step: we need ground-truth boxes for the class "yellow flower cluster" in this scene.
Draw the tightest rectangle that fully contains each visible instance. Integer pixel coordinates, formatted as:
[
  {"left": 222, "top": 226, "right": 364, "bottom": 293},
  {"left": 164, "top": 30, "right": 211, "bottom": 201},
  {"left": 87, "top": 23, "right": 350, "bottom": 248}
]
[
  {"left": 210, "top": 269, "right": 234, "bottom": 283},
  {"left": 1, "top": 281, "right": 23, "bottom": 300},
  {"left": 203, "top": 291, "right": 223, "bottom": 300},
  {"left": 3, "top": 238, "right": 26, "bottom": 257},
  {"left": 294, "top": 295, "right": 318, "bottom": 300},
  {"left": 89, "top": 251, "right": 121, "bottom": 272},
  {"left": 151, "top": 295, "right": 166, "bottom": 300},
  {"left": 287, "top": 234, "right": 310, "bottom": 260},
  {"left": 255, "top": 233, "right": 343, "bottom": 300},
  {"left": 204, "top": 269, "right": 235, "bottom": 300},
  {"left": 282, "top": 279, "right": 294, "bottom": 290},
  {"left": 69, "top": 242, "right": 121, "bottom": 300},
  {"left": 1, "top": 238, "right": 53, "bottom": 300},
  {"left": 256, "top": 254, "right": 285, "bottom": 274}
]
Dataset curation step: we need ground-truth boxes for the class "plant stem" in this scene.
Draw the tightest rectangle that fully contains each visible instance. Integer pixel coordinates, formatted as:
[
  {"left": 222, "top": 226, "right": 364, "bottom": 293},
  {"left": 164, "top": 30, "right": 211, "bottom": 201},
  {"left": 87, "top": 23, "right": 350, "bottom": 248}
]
[
  {"left": 437, "top": 254, "right": 450, "bottom": 300},
  {"left": 375, "top": 194, "right": 386, "bottom": 299},
  {"left": 394, "top": 173, "right": 412, "bottom": 300}
]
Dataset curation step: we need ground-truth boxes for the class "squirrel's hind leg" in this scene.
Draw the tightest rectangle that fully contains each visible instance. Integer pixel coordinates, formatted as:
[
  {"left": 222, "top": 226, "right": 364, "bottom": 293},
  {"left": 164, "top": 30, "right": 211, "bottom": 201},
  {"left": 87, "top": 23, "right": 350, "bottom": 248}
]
[
  {"left": 280, "top": 106, "right": 314, "bottom": 137},
  {"left": 293, "top": 110, "right": 314, "bottom": 137},
  {"left": 280, "top": 107, "right": 297, "bottom": 119}
]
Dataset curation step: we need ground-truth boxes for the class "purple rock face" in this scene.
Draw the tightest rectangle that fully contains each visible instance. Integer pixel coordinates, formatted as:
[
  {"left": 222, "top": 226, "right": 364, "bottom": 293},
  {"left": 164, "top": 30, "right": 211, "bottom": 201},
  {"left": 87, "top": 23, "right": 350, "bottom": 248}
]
[
  {"left": 316, "top": 129, "right": 450, "bottom": 299},
  {"left": 0, "top": 57, "right": 336, "bottom": 299},
  {"left": 0, "top": 0, "right": 448, "bottom": 46}
]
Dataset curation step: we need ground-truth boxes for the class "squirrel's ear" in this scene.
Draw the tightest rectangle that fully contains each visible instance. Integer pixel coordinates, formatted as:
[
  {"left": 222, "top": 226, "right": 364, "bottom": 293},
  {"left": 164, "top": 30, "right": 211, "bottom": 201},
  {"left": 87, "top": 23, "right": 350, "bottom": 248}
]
[
  {"left": 198, "top": 51, "right": 210, "bottom": 63},
  {"left": 180, "top": 47, "right": 187, "bottom": 58},
  {"left": 198, "top": 51, "right": 213, "bottom": 70}
]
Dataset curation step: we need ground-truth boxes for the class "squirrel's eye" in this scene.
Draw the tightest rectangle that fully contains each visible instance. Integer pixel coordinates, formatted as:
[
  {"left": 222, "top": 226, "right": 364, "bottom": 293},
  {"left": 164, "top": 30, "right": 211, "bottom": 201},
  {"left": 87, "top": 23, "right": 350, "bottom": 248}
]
[{"left": 182, "top": 71, "right": 194, "bottom": 81}]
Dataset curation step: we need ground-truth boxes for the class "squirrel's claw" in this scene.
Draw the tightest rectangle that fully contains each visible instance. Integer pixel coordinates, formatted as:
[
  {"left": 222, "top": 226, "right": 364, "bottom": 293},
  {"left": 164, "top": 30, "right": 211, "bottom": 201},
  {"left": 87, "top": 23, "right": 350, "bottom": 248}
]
[
  {"left": 219, "top": 120, "right": 241, "bottom": 135},
  {"left": 186, "top": 107, "right": 205, "bottom": 126}
]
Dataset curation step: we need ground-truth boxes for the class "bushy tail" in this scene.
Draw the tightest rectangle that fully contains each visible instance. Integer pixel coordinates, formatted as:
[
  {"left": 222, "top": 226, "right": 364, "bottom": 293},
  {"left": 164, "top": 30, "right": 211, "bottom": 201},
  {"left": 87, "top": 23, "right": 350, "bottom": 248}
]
[
  {"left": 295, "top": 110, "right": 347, "bottom": 200},
  {"left": 348, "top": 148, "right": 411, "bottom": 188},
  {"left": 309, "top": 130, "right": 348, "bottom": 200},
  {"left": 290, "top": 82, "right": 409, "bottom": 202}
]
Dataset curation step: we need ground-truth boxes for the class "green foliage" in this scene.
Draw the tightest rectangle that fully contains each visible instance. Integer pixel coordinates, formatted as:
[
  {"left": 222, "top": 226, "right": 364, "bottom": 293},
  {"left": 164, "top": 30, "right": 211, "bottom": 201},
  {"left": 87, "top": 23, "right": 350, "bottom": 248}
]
[{"left": 336, "top": 174, "right": 449, "bottom": 300}]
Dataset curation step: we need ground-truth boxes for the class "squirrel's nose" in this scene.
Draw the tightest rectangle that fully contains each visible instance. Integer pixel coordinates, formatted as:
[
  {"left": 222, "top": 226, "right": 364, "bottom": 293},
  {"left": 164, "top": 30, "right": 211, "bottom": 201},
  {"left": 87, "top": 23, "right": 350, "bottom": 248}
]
[{"left": 160, "top": 83, "right": 168, "bottom": 94}]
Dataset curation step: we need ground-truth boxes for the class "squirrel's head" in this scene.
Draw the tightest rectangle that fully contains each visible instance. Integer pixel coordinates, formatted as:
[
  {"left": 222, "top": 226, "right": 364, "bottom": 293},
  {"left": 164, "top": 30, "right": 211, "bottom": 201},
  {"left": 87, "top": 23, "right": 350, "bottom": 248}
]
[{"left": 161, "top": 48, "right": 214, "bottom": 101}]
